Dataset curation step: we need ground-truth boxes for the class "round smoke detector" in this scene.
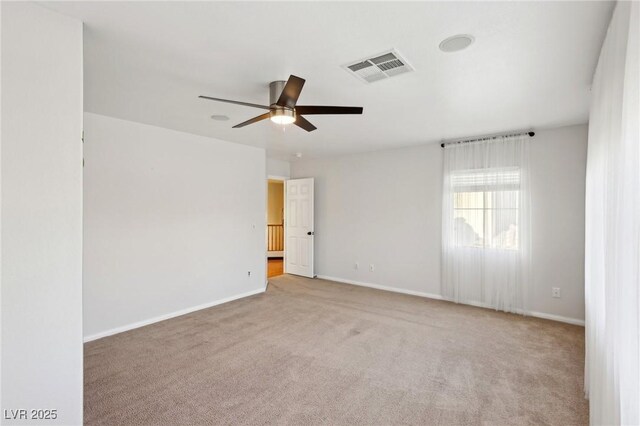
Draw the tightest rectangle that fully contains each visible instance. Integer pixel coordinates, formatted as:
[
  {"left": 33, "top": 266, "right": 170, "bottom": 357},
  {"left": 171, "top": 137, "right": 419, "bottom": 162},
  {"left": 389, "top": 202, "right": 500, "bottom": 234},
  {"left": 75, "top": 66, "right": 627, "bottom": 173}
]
[
  {"left": 439, "top": 34, "right": 475, "bottom": 52},
  {"left": 210, "top": 114, "right": 230, "bottom": 121}
]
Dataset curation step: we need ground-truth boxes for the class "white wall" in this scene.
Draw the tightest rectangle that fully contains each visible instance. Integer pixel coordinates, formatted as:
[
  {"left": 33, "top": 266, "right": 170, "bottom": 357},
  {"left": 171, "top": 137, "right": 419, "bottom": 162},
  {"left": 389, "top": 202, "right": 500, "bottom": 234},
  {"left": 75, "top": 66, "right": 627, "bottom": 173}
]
[
  {"left": 1, "top": 3, "right": 83, "bottom": 424},
  {"left": 291, "top": 124, "right": 588, "bottom": 324},
  {"left": 529, "top": 125, "right": 587, "bottom": 322},
  {"left": 292, "top": 143, "right": 444, "bottom": 297},
  {"left": 267, "top": 158, "right": 290, "bottom": 178},
  {"left": 83, "top": 113, "right": 266, "bottom": 340}
]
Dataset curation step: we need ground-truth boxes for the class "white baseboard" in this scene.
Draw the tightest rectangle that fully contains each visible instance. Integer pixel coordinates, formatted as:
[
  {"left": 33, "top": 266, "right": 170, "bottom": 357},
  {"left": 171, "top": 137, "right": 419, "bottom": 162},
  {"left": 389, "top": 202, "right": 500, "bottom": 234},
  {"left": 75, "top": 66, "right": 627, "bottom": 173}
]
[
  {"left": 527, "top": 311, "right": 585, "bottom": 326},
  {"left": 316, "top": 275, "right": 585, "bottom": 326},
  {"left": 83, "top": 287, "right": 266, "bottom": 343},
  {"left": 317, "top": 275, "right": 444, "bottom": 301}
]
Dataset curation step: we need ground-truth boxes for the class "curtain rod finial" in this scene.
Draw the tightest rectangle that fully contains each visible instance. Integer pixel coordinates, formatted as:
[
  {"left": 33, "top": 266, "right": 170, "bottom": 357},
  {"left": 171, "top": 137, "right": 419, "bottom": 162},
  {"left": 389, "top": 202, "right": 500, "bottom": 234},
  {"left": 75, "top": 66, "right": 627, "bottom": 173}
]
[{"left": 528, "top": 131, "right": 535, "bottom": 137}]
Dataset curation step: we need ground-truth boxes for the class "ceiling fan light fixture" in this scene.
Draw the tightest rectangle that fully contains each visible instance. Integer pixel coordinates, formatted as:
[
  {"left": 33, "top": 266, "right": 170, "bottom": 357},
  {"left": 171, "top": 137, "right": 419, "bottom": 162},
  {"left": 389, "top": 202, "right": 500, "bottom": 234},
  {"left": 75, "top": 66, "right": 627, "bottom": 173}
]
[{"left": 270, "top": 108, "right": 296, "bottom": 125}]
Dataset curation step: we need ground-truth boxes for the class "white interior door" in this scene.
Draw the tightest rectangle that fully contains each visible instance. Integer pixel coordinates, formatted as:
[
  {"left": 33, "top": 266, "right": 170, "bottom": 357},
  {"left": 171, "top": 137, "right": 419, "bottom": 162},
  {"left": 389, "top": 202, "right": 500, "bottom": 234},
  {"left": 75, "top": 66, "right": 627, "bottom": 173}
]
[{"left": 285, "top": 178, "right": 314, "bottom": 278}]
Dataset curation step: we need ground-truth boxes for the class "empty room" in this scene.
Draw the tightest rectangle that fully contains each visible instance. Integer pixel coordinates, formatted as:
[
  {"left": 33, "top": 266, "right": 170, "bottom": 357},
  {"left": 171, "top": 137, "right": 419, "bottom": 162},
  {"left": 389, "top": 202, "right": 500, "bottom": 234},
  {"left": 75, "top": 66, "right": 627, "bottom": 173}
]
[{"left": 1, "top": 1, "right": 638, "bottom": 425}]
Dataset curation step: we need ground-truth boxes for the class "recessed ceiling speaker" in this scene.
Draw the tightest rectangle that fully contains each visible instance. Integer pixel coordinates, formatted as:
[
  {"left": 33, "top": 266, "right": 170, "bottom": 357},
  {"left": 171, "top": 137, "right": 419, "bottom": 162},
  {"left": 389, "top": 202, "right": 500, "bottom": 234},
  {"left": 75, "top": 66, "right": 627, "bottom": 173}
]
[{"left": 439, "top": 34, "right": 475, "bottom": 52}]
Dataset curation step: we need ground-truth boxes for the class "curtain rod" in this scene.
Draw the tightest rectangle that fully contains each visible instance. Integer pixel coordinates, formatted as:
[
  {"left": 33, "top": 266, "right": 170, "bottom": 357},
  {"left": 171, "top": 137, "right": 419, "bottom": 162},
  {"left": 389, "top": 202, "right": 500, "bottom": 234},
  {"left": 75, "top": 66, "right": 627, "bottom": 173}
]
[{"left": 440, "top": 131, "right": 535, "bottom": 148}]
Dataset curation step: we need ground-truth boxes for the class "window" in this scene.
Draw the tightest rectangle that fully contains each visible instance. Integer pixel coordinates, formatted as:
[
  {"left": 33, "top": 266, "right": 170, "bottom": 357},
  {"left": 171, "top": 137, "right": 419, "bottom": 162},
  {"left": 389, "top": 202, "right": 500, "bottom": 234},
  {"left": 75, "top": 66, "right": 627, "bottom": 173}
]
[
  {"left": 450, "top": 168, "right": 520, "bottom": 250},
  {"left": 441, "top": 136, "right": 530, "bottom": 312}
]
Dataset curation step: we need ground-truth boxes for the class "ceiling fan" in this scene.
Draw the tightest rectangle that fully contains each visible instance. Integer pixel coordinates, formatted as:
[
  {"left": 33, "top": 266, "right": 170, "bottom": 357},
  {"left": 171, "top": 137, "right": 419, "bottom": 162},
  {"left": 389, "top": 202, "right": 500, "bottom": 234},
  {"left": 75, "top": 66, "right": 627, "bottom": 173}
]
[{"left": 199, "top": 75, "right": 363, "bottom": 132}]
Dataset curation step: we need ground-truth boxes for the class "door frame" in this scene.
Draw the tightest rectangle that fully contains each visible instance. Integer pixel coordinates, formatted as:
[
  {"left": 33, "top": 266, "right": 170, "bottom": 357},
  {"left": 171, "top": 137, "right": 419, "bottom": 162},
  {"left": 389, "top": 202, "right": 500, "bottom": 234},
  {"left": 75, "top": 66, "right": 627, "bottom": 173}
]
[{"left": 266, "top": 175, "right": 288, "bottom": 285}]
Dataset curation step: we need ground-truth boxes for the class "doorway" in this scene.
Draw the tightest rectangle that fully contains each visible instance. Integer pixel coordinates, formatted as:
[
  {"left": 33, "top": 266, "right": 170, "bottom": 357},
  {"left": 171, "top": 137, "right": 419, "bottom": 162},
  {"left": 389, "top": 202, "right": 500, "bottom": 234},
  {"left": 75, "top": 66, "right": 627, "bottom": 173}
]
[{"left": 267, "top": 178, "right": 285, "bottom": 278}]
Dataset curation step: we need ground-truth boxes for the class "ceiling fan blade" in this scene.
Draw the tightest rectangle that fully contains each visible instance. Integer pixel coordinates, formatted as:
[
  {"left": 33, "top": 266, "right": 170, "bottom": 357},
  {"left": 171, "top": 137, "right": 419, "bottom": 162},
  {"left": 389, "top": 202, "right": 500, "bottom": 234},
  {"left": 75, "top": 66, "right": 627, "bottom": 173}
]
[
  {"left": 199, "top": 95, "right": 270, "bottom": 110},
  {"left": 295, "top": 106, "right": 363, "bottom": 115},
  {"left": 294, "top": 115, "right": 317, "bottom": 132},
  {"left": 232, "top": 112, "right": 271, "bottom": 128},
  {"left": 276, "top": 75, "right": 306, "bottom": 108}
]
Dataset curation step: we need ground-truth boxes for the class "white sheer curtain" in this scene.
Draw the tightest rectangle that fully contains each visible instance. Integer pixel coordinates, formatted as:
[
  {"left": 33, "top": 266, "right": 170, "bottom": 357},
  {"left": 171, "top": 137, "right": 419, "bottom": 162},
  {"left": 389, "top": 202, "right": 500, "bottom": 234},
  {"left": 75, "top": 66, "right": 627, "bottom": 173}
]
[
  {"left": 441, "top": 135, "right": 531, "bottom": 313},
  {"left": 585, "top": 2, "right": 639, "bottom": 425}
]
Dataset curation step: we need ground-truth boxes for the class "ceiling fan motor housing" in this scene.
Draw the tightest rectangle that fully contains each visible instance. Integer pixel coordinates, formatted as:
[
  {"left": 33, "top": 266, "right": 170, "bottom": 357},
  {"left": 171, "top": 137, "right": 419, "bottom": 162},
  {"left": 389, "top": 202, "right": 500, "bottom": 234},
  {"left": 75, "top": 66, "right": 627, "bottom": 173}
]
[
  {"left": 269, "top": 80, "right": 288, "bottom": 107},
  {"left": 269, "top": 80, "right": 296, "bottom": 122}
]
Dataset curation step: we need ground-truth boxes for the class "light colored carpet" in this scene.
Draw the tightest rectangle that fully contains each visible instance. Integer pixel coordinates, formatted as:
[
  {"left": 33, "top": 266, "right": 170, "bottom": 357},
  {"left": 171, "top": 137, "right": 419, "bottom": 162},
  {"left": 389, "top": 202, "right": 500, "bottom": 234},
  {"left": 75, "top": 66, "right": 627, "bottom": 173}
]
[{"left": 84, "top": 275, "right": 587, "bottom": 425}]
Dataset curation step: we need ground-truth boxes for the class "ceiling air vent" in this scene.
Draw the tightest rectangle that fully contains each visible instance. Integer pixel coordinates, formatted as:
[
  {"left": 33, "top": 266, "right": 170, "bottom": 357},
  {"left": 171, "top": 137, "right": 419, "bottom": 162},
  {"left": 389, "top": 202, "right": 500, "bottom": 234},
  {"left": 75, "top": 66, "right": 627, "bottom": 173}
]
[{"left": 343, "top": 49, "right": 414, "bottom": 83}]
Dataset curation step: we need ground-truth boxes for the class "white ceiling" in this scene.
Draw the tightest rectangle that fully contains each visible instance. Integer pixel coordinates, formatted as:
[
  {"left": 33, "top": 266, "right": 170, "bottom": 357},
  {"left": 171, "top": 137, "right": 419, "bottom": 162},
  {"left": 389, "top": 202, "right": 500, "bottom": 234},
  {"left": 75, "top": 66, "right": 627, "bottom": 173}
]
[{"left": 44, "top": 1, "right": 613, "bottom": 160}]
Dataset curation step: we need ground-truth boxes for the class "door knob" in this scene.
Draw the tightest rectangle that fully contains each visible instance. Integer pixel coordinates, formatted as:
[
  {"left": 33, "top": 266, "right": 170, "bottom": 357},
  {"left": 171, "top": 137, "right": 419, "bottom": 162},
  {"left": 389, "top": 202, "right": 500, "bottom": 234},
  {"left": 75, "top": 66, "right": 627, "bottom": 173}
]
[{"left": 307, "top": 231, "right": 314, "bottom": 235}]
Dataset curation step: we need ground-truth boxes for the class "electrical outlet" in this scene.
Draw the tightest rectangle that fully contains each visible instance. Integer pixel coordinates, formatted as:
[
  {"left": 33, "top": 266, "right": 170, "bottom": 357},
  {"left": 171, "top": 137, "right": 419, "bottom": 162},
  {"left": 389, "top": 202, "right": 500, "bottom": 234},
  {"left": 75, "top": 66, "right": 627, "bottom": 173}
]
[
  {"left": 354, "top": 262, "right": 359, "bottom": 270},
  {"left": 369, "top": 264, "right": 375, "bottom": 272},
  {"left": 248, "top": 271, "right": 251, "bottom": 277},
  {"left": 552, "top": 287, "right": 561, "bottom": 298}
]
